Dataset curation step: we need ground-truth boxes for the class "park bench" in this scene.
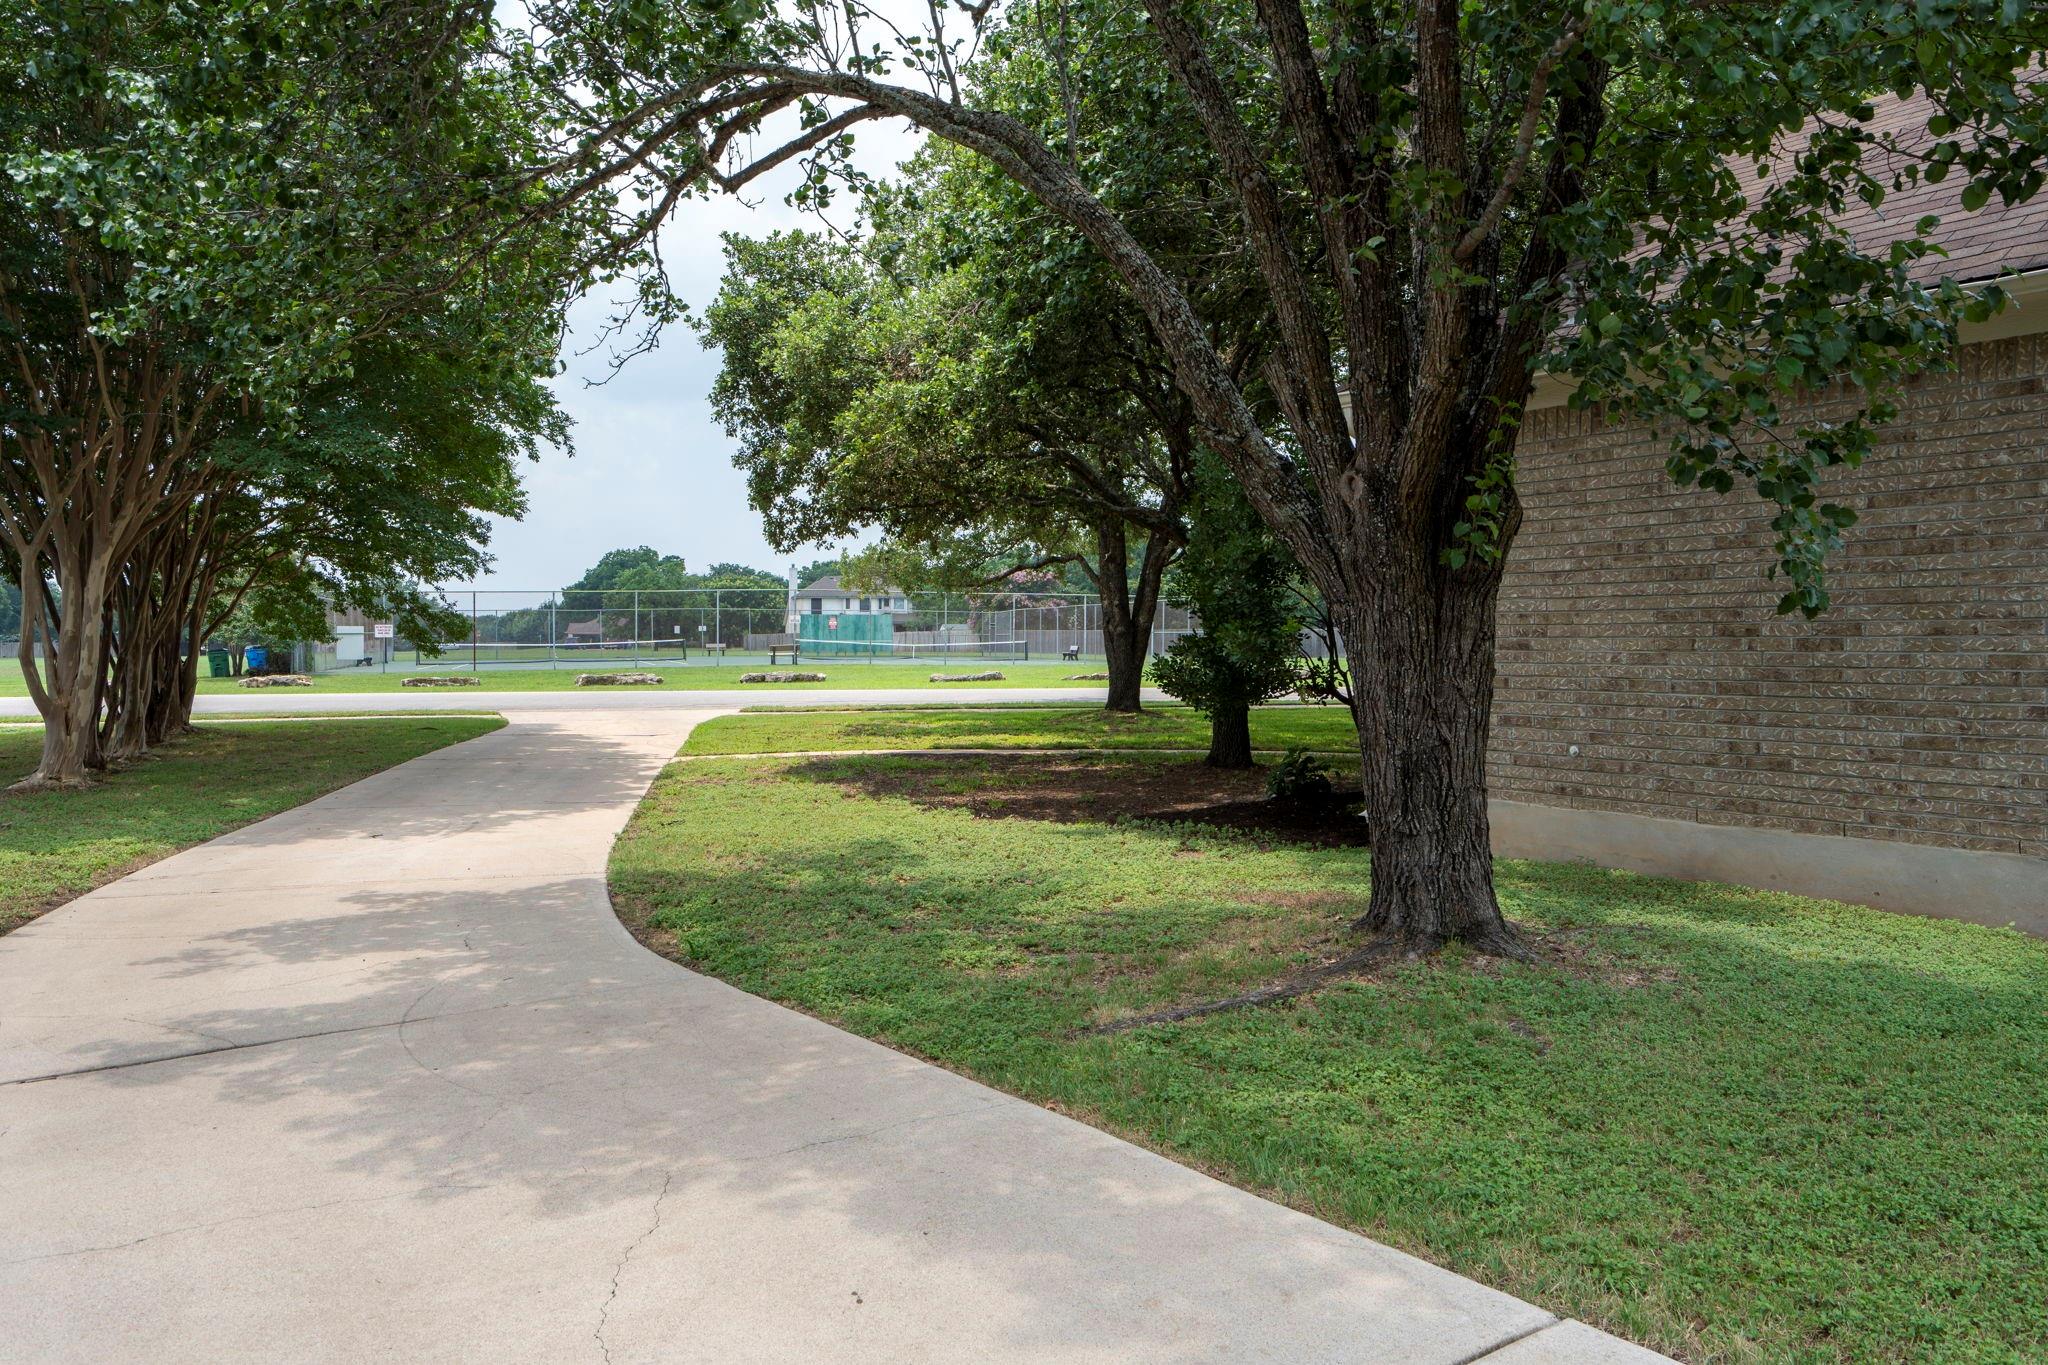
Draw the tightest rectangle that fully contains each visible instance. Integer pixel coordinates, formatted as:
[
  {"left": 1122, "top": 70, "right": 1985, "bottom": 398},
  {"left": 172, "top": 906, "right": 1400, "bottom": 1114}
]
[
  {"left": 1062, "top": 644, "right": 1081, "bottom": 661},
  {"left": 768, "top": 642, "right": 802, "bottom": 665}
]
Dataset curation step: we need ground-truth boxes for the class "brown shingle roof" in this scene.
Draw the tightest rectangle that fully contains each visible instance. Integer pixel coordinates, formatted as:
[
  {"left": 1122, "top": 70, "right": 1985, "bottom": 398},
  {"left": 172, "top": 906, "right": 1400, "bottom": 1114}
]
[{"left": 1736, "top": 86, "right": 2048, "bottom": 285}]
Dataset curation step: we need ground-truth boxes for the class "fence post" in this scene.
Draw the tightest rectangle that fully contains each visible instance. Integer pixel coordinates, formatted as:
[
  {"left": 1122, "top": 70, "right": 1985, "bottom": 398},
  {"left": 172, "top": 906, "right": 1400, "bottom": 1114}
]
[
  {"left": 714, "top": 590, "right": 721, "bottom": 663},
  {"left": 633, "top": 591, "right": 641, "bottom": 666}
]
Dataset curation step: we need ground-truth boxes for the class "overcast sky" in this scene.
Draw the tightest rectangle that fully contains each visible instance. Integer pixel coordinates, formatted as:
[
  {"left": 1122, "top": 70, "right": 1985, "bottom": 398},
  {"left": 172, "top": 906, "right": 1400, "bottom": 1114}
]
[{"left": 469, "top": 119, "right": 927, "bottom": 590}]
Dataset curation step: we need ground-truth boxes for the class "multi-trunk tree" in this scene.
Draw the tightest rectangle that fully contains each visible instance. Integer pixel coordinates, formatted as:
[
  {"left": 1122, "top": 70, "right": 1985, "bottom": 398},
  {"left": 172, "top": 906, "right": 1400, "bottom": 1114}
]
[
  {"left": 517, "top": 0, "right": 2044, "bottom": 952},
  {"left": 2, "top": 0, "right": 583, "bottom": 785}
]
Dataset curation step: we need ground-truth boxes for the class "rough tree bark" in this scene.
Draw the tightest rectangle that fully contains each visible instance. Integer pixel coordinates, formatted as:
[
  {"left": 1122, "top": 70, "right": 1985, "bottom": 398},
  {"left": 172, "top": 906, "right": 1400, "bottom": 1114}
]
[{"left": 1343, "top": 524, "right": 1519, "bottom": 952}]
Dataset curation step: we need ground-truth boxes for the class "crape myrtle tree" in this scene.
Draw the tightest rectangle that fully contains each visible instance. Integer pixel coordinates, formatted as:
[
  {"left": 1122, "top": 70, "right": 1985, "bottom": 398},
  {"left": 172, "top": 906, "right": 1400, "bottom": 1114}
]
[
  {"left": 518, "top": 0, "right": 2045, "bottom": 952},
  {"left": 1, "top": 0, "right": 589, "bottom": 785},
  {"left": 82, "top": 330, "right": 550, "bottom": 763},
  {"left": 1150, "top": 455, "right": 1308, "bottom": 767}
]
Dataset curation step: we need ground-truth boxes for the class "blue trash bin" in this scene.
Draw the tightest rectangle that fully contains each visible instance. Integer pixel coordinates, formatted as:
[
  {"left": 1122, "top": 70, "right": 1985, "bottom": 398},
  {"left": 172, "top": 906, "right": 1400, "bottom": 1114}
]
[{"left": 244, "top": 645, "right": 269, "bottom": 671}]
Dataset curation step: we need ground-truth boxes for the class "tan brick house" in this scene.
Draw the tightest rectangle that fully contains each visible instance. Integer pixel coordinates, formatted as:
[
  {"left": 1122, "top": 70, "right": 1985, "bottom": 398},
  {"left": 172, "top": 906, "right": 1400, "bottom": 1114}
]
[{"left": 1490, "top": 97, "right": 2047, "bottom": 930}]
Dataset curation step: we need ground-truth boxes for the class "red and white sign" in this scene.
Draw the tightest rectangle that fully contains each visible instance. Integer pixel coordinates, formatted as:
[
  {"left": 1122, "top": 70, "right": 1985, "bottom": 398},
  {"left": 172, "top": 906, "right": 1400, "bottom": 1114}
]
[{"left": 373, "top": 623, "right": 395, "bottom": 639}]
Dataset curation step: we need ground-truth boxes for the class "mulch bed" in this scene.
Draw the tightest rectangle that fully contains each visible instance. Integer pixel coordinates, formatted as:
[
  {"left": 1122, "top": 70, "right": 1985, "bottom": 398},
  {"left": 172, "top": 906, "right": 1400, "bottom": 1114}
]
[{"left": 801, "top": 752, "right": 1371, "bottom": 848}]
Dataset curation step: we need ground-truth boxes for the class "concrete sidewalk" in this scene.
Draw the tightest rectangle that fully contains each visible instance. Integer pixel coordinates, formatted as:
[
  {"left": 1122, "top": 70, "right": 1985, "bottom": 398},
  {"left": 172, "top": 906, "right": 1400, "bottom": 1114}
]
[{"left": 0, "top": 710, "right": 1667, "bottom": 1363}]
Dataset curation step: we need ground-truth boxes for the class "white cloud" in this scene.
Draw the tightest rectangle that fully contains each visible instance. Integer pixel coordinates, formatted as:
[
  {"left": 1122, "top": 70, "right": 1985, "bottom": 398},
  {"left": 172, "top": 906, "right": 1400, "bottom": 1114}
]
[{"left": 470, "top": 115, "right": 926, "bottom": 589}]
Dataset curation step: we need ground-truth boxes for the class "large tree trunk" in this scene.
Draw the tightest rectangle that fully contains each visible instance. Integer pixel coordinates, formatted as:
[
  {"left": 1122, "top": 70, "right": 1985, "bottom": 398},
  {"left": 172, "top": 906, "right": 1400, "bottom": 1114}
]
[
  {"left": 1342, "top": 535, "right": 1521, "bottom": 955},
  {"left": 30, "top": 695, "right": 99, "bottom": 787},
  {"left": 1205, "top": 702, "right": 1253, "bottom": 768}
]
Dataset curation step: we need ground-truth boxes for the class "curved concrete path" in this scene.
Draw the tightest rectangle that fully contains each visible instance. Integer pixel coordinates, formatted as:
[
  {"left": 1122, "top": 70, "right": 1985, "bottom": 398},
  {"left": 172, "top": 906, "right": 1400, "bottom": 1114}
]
[{"left": 0, "top": 710, "right": 1667, "bottom": 1363}]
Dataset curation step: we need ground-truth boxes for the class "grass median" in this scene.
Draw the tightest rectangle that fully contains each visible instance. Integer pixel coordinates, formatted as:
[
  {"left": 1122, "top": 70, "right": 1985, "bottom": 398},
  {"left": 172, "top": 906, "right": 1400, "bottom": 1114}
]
[
  {"left": 0, "top": 715, "right": 504, "bottom": 934},
  {"left": 612, "top": 734, "right": 2048, "bottom": 1363},
  {"left": 682, "top": 703, "right": 1358, "bottom": 755}
]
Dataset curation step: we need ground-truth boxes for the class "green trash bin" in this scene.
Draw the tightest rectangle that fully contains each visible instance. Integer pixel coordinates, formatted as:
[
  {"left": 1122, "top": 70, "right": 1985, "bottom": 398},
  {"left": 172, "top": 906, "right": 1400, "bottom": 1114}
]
[{"left": 207, "top": 647, "right": 231, "bottom": 678}]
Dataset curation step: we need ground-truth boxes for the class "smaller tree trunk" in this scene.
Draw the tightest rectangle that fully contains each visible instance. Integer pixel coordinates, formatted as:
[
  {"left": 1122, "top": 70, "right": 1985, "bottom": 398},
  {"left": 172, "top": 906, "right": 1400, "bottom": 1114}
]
[
  {"left": 147, "top": 623, "right": 202, "bottom": 746},
  {"left": 1205, "top": 703, "right": 1253, "bottom": 768},
  {"left": 101, "top": 571, "right": 159, "bottom": 764},
  {"left": 1101, "top": 615, "right": 1148, "bottom": 711},
  {"left": 102, "top": 654, "right": 154, "bottom": 764},
  {"left": 1093, "top": 522, "right": 1147, "bottom": 713},
  {"left": 1091, "top": 518, "right": 1179, "bottom": 714},
  {"left": 16, "top": 550, "right": 115, "bottom": 789}
]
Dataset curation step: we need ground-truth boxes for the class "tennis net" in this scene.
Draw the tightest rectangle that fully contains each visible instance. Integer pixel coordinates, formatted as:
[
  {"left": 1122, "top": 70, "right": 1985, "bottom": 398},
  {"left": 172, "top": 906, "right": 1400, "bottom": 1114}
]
[
  {"left": 887, "top": 639, "right": 1030, "bottom": 661},
  {"left": 416, "top": 639, "right": 696, "bottom": 665}
]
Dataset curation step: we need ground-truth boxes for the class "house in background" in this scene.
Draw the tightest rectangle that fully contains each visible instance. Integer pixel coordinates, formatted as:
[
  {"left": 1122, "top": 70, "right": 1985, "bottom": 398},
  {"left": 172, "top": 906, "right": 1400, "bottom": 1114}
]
[{"left": 793, "top": 575, "right": 913, "bottom": 618}]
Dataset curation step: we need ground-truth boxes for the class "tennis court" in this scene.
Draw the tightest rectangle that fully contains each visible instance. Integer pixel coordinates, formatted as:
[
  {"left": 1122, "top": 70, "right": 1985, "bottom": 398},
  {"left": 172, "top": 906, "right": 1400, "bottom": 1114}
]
[{"left": 312, "top": 587, "right": 1204, "bottom": 674}]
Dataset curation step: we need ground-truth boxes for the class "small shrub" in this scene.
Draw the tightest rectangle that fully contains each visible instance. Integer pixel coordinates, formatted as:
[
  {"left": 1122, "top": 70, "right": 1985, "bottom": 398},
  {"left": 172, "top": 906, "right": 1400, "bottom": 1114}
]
[{"left": 1266, "top": 746, "right": 1334, "bottom": 800}]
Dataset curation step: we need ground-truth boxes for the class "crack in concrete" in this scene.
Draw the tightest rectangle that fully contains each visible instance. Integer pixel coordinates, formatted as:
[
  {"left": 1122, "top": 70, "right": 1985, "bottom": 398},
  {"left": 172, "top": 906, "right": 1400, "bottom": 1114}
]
[
  {"left": 1453, "top": 1317, "right": 1562, "bottom": 1363},
  {"left": 0, "top": 1191, "right": 423, "bottom": 1267},
  {"left": 397, "top": 1003, "right": 496, "bottom": 1100},
  {"left": 594, "top": 1170, "right": 674, "bottom": 1364},
  {"left": 753, "top": 1099, "right": 1001, "bottom": 1164},
  {"left": 119, "top": 1016, "right": 238, "bottom": 1048},
  {"left": 2, "top": 984, "right": 670, "bottom": 1088}
]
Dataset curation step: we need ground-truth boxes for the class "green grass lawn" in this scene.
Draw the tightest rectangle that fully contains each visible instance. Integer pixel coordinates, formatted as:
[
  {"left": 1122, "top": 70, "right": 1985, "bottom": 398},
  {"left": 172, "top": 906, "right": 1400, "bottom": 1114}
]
[
  {"left": 682, "top": 704, "right": 1357, "bottom": 755},
  {"left": 0, "top": 660, "right": 1106, "bottom": 697},
  {"left": 0, "top": 716, "right": 503, "bottom": 933},
  {"left": 611, "top": 744, "right": 2048, "bottom": 1364}
]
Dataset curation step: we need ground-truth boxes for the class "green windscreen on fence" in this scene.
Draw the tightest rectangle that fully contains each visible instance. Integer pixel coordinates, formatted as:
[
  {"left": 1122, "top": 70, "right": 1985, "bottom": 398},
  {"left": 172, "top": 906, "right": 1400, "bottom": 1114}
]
[{"left": 797, "top": 610, "right": 896, "bottom": 655}]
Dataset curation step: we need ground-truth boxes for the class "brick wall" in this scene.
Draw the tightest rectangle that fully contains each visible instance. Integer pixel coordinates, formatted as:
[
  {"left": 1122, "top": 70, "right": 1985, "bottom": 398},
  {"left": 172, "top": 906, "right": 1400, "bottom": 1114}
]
[{"left": 1493, "top": 333, "right": 2048, "bottom": 859}]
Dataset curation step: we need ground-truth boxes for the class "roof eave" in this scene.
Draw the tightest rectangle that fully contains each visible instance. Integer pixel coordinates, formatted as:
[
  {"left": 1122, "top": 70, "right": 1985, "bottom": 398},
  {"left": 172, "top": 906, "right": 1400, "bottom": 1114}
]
[{"left": 1524, "top": 267, "right": 2048, "bottom": 413}]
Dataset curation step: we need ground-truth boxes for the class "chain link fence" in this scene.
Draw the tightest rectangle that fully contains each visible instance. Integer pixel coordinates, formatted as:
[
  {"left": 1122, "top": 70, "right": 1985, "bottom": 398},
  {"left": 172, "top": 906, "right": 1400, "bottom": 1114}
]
[{"left": 318, "top": 588, "right": 1200, "bottom": 673}]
